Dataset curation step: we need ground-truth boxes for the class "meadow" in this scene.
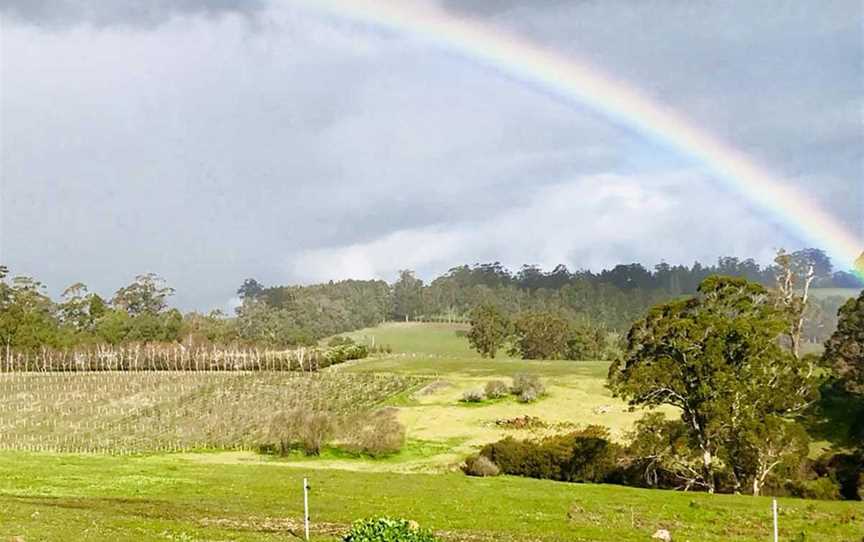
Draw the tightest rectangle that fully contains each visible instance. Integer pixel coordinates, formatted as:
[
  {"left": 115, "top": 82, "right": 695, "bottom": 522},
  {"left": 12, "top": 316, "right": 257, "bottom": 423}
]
[{"left": 0, "top": 322, "right": 859, "bottom": 541}]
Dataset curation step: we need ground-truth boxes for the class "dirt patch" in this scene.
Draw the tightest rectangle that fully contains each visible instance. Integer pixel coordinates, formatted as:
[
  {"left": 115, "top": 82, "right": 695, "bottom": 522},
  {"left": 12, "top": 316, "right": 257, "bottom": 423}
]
[{"left": 200, "top": 516, "right": 346, "bottom": 536}]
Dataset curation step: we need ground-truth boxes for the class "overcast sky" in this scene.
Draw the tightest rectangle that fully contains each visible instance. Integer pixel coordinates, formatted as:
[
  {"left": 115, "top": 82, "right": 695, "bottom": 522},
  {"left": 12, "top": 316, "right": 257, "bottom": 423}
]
[{"left": 1, "top": 0, "right": 862, "bottom": 310}]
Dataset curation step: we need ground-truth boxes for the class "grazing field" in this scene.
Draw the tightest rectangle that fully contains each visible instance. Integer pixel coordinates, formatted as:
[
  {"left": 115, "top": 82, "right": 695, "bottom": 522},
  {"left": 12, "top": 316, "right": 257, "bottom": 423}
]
[
  {"left": 0, "top": 451, "right": 861, "bottom": 542},
  {"left": 342, "top": 322, "right": 477, "bottom": 357},
  {"left": 0, "top": 322, "right": 857, "bottom": 540},
  {"left": 0, "top": 371, "right": 421, "bottom": 453}
]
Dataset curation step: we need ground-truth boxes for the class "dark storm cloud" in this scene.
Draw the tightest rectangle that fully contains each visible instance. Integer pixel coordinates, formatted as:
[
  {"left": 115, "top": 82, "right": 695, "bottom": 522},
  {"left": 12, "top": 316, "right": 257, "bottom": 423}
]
[
  {"left": 0, "top": 0, "right": 267, "bottom": 28},
  {"left": 1, "top": 0, "right": 860, "bottom": 309}
]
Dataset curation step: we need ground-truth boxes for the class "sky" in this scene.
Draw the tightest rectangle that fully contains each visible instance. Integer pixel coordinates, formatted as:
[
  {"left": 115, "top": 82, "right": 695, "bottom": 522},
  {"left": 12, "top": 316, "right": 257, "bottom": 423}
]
[{"left": 1, "top": 0, "right": 862, "bottom": 311}]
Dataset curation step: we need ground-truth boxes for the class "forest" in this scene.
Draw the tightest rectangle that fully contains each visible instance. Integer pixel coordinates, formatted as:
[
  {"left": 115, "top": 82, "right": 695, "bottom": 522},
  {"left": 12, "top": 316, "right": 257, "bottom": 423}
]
[{"left": 0, "top": 248, "right": 859, "bottom": 352}]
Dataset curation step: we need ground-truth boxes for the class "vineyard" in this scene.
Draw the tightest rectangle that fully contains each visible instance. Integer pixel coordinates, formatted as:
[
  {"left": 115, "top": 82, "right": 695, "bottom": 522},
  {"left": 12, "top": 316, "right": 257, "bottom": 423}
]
[
  {"left": 0, "top": 370, "right": 422, "bottom": 454},
  {"left": 0, "top": 343, "right": 371, "bottom": 372}
]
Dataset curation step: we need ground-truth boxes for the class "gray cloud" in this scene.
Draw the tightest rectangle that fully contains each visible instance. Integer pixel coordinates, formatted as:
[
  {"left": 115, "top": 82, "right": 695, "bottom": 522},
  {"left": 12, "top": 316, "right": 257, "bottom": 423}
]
[
  {"left": 1, "top": 0, "right": 860, "bottom": 310},
  {"left": 0, "top": 0, "right": 266, "bottom": 28}
]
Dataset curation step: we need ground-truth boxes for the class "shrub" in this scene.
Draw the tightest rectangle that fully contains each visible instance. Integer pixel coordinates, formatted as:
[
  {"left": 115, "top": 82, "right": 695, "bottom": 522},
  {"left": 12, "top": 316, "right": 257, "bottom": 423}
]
[
  {"left": 328, "top": 336, "right": 356, "bottom": 347},
  {"left": 462, "top": 454, "right": 500, "bottom": 477},
  {"left": 786, "top": 477, "right": 841, "bottom": 500},
  {"left": 341, "top": 409, "right": 405, "bottom": 457},
  {"left": 511, "top": 373, "right": 545, "bottom": 402},
  {"left": 460, "top": 389, "right": 486, "bottom": 403},
  {"left": 343, "top": 517, "right": 439, "bottom": 542},
  {"left": 267, "top": 409, "right": 335, "bottom": 456},
  {"left": 479, "top": 426, "right": 620, "bottom": 483},
  {"left": 484, "top": 380, "right": 509, "bottom": 399},
  {"left": 813, "top": 451, "right": 864, "bottom": 500},
  {"left": 517, "top": 389, "right": 538, "bottom": 403}
]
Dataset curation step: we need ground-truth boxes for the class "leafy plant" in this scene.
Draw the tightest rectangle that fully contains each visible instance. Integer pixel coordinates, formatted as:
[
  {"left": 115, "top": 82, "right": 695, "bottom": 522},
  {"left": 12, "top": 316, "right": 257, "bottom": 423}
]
[{"left": 343, "top": 517, "right": 439, "bottom": 542}]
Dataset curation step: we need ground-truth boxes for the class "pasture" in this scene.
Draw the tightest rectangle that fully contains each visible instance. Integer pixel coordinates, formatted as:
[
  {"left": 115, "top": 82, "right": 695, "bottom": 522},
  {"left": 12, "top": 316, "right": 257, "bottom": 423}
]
[
  {"left": 0, "top": 322, "right": 858, "bottom": 540},
  {"left": 1, "top": 451, "right": 861, "bottom": 542}
]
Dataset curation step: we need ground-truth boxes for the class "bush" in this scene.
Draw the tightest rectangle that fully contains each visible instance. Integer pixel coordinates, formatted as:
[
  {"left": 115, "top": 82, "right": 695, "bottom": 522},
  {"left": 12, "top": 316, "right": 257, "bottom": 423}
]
[
  {"left": 462, "top": 454, "right": 500, "bottom": 477},
  {"left": 328, "top": 336, "right": 356, "bottom": 347},
  {"left": 267, "top": 409, "right": 335, "bottom": 456},
  {"left": 460, "top": 389, "right": 486, "bottom": 403},
  {"left": 484, "top": 380, "right": 509, "bottom": 399},
  {"left": 343, "top": 517, "right": 439, "bottom": 542},
  {"left": 517, "top": 389, "right": 538, "bottom": 403},
  {"left": 511, "top": 373, "right": 545, "bottom": 402},
  {"left": 786, "top": 477, "right": 841, "bottom": 500},
  {"left": 479, "top": 426, "right": 620, "bottom": 483},
  {"left": 812, "top": 451, "right": 863, "bottom": 500},
  {"left": 321, "top": 343, "right": 370, "bottom": 367},
  {"left": 341, "top": 409, "right": 405, "bottom": 457}
]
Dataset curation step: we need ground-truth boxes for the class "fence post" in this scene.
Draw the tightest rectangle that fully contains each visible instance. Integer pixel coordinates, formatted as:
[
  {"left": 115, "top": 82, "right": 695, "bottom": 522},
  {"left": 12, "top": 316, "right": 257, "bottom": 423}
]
[
  {"left": 772, "top": 498, "right": 778, "bottom": 542},
  {"left": 304, "top": 477, "right": 310, "bottom": 541}
]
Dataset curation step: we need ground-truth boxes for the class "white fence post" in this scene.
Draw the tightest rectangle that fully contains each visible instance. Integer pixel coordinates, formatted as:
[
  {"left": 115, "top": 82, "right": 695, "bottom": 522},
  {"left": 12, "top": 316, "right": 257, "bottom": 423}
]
[
  {"left": 304, "top": 477, "right": 310, "bottom": 541},
  {"left": 772, "top": 498, "right": 778, "bottom": 542}
]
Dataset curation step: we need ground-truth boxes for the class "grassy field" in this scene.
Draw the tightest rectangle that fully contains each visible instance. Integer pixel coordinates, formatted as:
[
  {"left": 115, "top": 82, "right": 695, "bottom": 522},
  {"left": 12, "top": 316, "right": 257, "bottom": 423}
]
[
  {"left": 0, "top": 322, "right": 858, "bottom": 540},
  {"left": 0, "top": 451, "right": 861, "bottom": 542},
  {"left": 331, "top": 323, "right": 652, "bottom": 470}
]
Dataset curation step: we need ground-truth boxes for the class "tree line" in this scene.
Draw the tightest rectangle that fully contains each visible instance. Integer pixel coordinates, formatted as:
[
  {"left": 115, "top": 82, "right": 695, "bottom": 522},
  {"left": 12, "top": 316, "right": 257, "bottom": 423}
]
[{"left": 0, "top": 247, "right": 859, "bottom": 351}]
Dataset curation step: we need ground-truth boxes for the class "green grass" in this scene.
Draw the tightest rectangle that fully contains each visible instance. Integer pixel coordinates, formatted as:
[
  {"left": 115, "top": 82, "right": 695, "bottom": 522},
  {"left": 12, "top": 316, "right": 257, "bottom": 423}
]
[
  {"left": 2, "top": 322, "right": 859, "bottom": 540},
  {"left": 343, "top": 322, "right": 479, "bottom": 357},
  {"left": 0, "top": 451, "right": 859, "bottom": 542}
]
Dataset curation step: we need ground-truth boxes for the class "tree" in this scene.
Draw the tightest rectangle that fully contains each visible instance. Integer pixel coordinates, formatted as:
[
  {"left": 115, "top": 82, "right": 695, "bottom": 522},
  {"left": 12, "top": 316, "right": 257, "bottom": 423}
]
[
  {"left": 391, "top": 270, "right": 424, "bottom": 322},
  {"left": 774, "top": 249, "right": 818, "bottom": 360},
  {"left": 609, "top": 276, "right": 816, "bottom": 493},
  {"left": 466, "top": 305, "right": 511, "bottom": 358},
  {"left": 510, "top": 311, "right": 570, "bottom": 360},
  {"left": 0, "top": 275, "right": 61, "bottom": 350},
  {"left": 59, "top": 282, "right": 104, "bottom": 333},
  {"left": 824, "top": 290, "right": 864, "bottom": 393},
  {"left": 112, "top": 273, "right": 174, "bottom": 316},
  {"left": 237, "top": 278, "right": 265, "bottom": 301},
  {"left": 721, "top": 415, "right": 809, "bottom": 496}
]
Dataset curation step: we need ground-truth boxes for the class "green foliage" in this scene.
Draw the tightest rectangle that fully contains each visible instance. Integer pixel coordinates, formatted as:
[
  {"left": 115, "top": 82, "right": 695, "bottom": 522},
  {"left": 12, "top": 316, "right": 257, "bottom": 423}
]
[
  {"left": 0, "top": 276, "right": 62, "bottom": 350},
  {"left": 623, "top": 412, "right": 705, "bottom": 490},
  {"left": 111, "top": 273, "right": 174, "bottom": 316},
  {"left": 510, "top": 311, "right": 571, "bottom": 359},
  {"left": 328, "top": 335, "right": 356, "bottom": 347},
  {"left": 466, "top": 304, "right": 511, "bottom": 358},
  {"left": 479, "top": 425, "right": 621, "bottom": 483},
  {"left": 824, "top": 290, "right": 864, "bottom": 393},
  {"left": 343, "top": 518, "right": 439, "bottom": 542},
  {"left": 391, "top": 270, "right": 424, "bottom": 321},
  {"left": 786, "top": 477, "right": 841, "bottom": 501},
  {"left": 609, "top": 276, "right": 819, "bottom": 494}
]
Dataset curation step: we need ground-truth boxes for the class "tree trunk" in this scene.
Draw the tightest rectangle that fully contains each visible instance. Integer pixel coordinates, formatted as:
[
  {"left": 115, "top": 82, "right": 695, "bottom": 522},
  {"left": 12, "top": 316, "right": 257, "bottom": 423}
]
[{"left": 702, "top": 449, "right": 715, "bottom": 494}]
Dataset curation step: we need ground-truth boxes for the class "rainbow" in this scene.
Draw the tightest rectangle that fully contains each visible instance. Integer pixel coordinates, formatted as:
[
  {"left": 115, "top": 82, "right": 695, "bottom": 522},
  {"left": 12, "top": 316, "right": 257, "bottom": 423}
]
[{"left": 294, "top": 0, "right": 863, "bottom": 275}]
